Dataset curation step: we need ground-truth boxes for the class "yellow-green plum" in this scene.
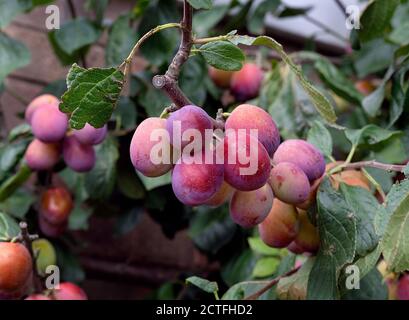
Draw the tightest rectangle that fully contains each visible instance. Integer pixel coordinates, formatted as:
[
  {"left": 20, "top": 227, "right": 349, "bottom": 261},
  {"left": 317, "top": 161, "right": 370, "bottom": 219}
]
[
  {"left": 224, "top": 131, "right": 271, "bottom": 191},
  {"left": 32, "top": 239, "right": 57, "bottom": 276},
  {"left": 31, "top": 104, "right": 68, "bottom": 143},
  {"left": 63, "top": 135, "right": 96, "bottom": 172},
  {"left": 273, "top": 139, "right": 325, "bottom": 181},
  {"left": 25, "top": 94, "right": 59, "bottom": 124},
  {"left": 73, "top": 123, "right": 107, "bottom": 145},
  {"left": 230, "top": 63, "right": 263, "bottom": 101},
  {"left": 130, "top": 117, "right": 173, "bottom": 177},
  {"left": 258, "top": 199, "right": 299, "bottom": 248},
  {"left": 225, "top": 104, "right": 280, "bottom": 156},
  {"left": 25, "top": 139, "right": 60, "bottom": 171},
  {"left": 269, "top": 162, "right": 310, "bottom": 205},
  {"left": 229, "top": 184, "right": 274, "bottom": 228},
  {"left": 294, "top": 210, "right": 320, "bottom": 253}
]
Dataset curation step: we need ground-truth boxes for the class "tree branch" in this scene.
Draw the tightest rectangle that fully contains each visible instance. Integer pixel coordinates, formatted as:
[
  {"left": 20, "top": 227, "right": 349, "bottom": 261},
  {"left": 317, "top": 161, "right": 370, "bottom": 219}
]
[
  {"left": 152, "top": 0, "right": 193, "bottom": 108},
  {"left": 243, "top": 266, "right": 301, "bottom": 300},
  {"left": 340, "top": 160, "right": 406, "bottom": 173}
]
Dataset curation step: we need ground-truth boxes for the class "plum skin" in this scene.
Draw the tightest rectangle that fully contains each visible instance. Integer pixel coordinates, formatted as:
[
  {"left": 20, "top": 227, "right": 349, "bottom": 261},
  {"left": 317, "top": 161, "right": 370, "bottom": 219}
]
[
  {"left": 397, "top": 274, "right": 409, "bottom": 300},
  {"left": 224, "top": 131, "right": 271, "bottom": 191},
  {"left": 258, "top": 199, "right": 300, "bottom": 248},
  {"left": 130, "top": 117, "right": 173, "bottom": 177},
  {"left": 229, "top": 184, "right": 274, "bottom": 228},
  {"left": 166, "top": 105, "right": 213, "bottom": 150},
  {"left": 209, "top": 67, "right": 234, "bottom": 88},
  {"left": 225, "top": 104, "right": 280, "bottom": 157},
  {"left": 25, "top": 94, "right": 59, "bottom": 124},
  {"left": 205, "top": 180, "right": 234, "bottom": 207},
  {"left": 53, "top": 282, "right": 88, "bottom": 300},
  {"left": 73, "top": 123, "right": 108, "bottom": 145},
  {"left": 273, "top": 139, "right": 325, "bottom": 182},
  {"left": 0, "top": 242, "right": 33, "bottom": 300},
  {"left": 172, "top": 153, "right": 224, "bottom": 206},
  {"left": 230, "top": 63, "right": 263, "bottom": 101},
  {"left": 269, "top": 162, "right": 311, "bottom": 205},
  {"left": 31, "top": 104, "right": 68, "bottom": 143},
  {"left": 294, "top": 209, "right": 320, "bottom": 253},
  {"left": 25, "top": 139, "right": 60, "bottom": 171},
  {"left": 40, "top": 187, "right": 73, "bottom": 225},
  {"left": 63, "top": 135, "right": 96, "bottom": 172}
]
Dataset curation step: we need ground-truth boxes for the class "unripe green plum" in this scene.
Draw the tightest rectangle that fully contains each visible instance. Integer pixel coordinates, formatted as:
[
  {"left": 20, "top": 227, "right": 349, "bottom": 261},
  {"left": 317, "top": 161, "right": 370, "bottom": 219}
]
[
  {"left": 225, "top": 104, "right": 280, "bottom": 156},
  {"left": 258, "top": 199, "right": 299, "bottom": 248},
  {"left": 273, "top": 139, "right": 325, "bottom": 181},
  {"left": 172, "top": 152, "right": 224, "bottom": 206},
  {"left": 40, "top": 187, "right": 73, "bottom": 225},
  {"left": 73, "top": 123, "right": 107, "bottom": 145},
  {"left": 205, "top": 181, "right": 234, "bottom": 207},
  {"left": 0, "top": 242, "right": 33, "bottom": 300},
  {"left": 209, "top": 66, "right": 234, "bottom": 88},
  {"left": 63, "top": 135, "right": 96, "bottom": 172},
  {"left": 269, "top": 162, "right": 311, "bottom": 205},
  {"left": 32, "top": 239, "right": 57, "bottom": 276},
  {"left": 25, "top": 94, "right": 59, "bottom": 124},
  {"left": 25, "top": 139, "right": 60, "bottom": 171},
  {"left": 294, "top": 209, "right": 320, "bottom": 253},
  {"left": 229, "top": 184, "right": 274, "bottom": 228},
  {"left": 130, "top": 117, "right": 173, "bottom": 177},
  {"left": 230, "top": 63, "right": 263, "bottom": 101},
  {"left": 224, "top": 131, "right": 271, "bottom": 191},
  {"left": 31, "top": 104, "right": 68, "bottom": 143},
  {"left": 53, "top": 282, "right": 87, "bottom": 300}
]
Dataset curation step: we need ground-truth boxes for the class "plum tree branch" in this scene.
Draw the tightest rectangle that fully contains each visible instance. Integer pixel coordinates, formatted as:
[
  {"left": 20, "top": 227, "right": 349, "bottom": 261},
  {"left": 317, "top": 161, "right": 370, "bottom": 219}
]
[
  {"left": 152, "top": 0, "right": 193, "bottom": 108},
  {"left": 340, "top": 161, "right": 406, "bottom": 172},
  {"left": 243, "top": 266, "right": 301, "bottom": 300}
]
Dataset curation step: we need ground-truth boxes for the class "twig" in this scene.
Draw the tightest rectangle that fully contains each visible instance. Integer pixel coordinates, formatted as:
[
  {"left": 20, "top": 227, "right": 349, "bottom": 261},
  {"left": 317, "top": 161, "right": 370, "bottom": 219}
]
[
  {"left": 152, "top": 0, "right": 193, "bottom": 108},
  {"left": 340, "top": 161, "right": 406, "bottom": 173},
  {"left": 334, "top": 0, "right": 347, "bottom": 17},
  {"left": 193, "top": 35, "right": 230, "bottom": 45},
  {"left": 304, "top": 15, "right": 348, "bottom": 43},
  {"left": 19, "top": 222, "right": 43, "bottom": 293},
  {"left": 243, "top": 266, "right": 301, "bottom": 300}
]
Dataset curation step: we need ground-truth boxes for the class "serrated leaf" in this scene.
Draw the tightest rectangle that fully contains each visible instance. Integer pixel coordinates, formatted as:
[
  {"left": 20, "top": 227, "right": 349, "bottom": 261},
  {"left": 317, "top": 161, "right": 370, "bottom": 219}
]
[
  {"left": 186, "top": 276, "right": 218, "bottom": 297},
  {"left": 359, "top": 0, "right": 399, "bottom": 43},
  {"left": 54, "top": 18, "right": 100, "bottom": 55},
  {"left": 222, "top": 281, "right": 270, "bottom": 300},
  {"left": 187, "top": 0, "right": 212, "bottom": 10},
  {"left": 345, "top": 124, "right": 401, "bottom": 147},
  {"left": 60, "top": 64, "right": 124, "bottom": 129},
  {"left": 0, "top": 212, "right": 20, "bottom": 241},
  {"left": 0, "top": 0, "right": 31, "bottom": 29},
  {"left": 230, "top": 35, "right": 337, "bottom": 123},
  {"left": 389, "top": 21, "right": 409, "bottom": 46},
  {"left": 198, "top": 41, "right": 245, "bottom": 71},
  {"left": 307, "top": 121, "right": 333, "bottom": 158},
  {"left": 307, "top": 255, "right": 338, "bottom": 300},
  {"left": 252, "top": 257, "right": 280, "bottom": 278},
  {"left": 0, "top": 33, "right": 31, "bottom": 85}
]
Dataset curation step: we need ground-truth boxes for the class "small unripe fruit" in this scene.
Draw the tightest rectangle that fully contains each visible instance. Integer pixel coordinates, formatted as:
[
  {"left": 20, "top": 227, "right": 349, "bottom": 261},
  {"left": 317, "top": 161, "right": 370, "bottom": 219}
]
[
  {"left": 53, "top": 282, "right": 88, "bottom": 300},
  {"left": 230, "top": 184, "right": 274, "bottom": 228},
  {"left": 209, "top": 66, "right": 234, "bottom": 88},
  {"left": 32, "top": 239, "right": 57, "bottom": 276},
  {"left": 73, "top": 124, "right": 108, "bottom": 145},
  {"left": 40, "top": 187, "right": 73, "bottom": 225},
  {"left": 130, "top": 117, "right": 173, "bottom": 177},
  {"left": 258, "top": 199, "right": 299, "bottom": 248},
  {"left": 25, "top": 139, "right": 60, "bottom": 171},
  {"left": 31, "top": 104, "right": 68, "bottom": 143},
  {"left": 0, "top": 242, "right": 33, "bottom": 300},
  {"left": 230, "top": 63, "right": 263, "bottom": 101},
  {"left": 63, "top": 135, "right": 96, "bottom": 172},
  {"left": 25, "top": 94, "right": 60, "bottom": 124},
  {"left": 269, "top": 162, "right": 310, "bottom": 205}
]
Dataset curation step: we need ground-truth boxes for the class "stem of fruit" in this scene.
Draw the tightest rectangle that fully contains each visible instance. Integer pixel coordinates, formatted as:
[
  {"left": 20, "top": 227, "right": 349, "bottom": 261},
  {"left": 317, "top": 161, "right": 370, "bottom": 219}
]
[
  {"left": 193, "top": 35, "right": 230, "bottom": 44},
  {"left": 329, "top": 144, "right": 357, "bottom": 175},
  {"left": 243, "top": 266, "right": 301, "bottom": 300},
  {"left": 152, "top": 0, "right": 193, "bottom": 108},
  {"left": 362, "top": 168, "right": 386, "bottom": 203},
  {"left": 18, "top": 222, "right": 43, "bottom": 293}
]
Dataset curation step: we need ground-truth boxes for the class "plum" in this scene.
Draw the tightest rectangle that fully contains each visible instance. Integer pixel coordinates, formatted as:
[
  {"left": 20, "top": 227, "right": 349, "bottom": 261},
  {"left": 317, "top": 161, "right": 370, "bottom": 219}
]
[
  {"left": 294, "top": 209, "right": 320, "bottom": 253},
  {"left": 53, "top": 282, "right": 87, "bottom": 300},
  {"left": 40, "top": 187, "right": 73, "bottom": 225},
  {"left": 209, "top": 66, "right": 234, "bottom": 88},
  {"left": 25, "top": 94, "right": 59, "bottom": 124},
  {"left": 205, "top": 180, "right": 234, "bottom": 207},
  {"left": 230, "top": 63, "right": 263, "bottom": 101},
  {"left": 25, "top": 139, "right": 60, "bottom": 171},
  {"left": 31, "top": 104, "right": 68, "bottom": 143},
  {"left": 397, "top": 274, "right": 409, "bottom": 300},
  {"left": 73, "top": 123, "right": 107, "bottom": 145},
  {"left": 63, "top": 135, "right": 96, "bottom": 172},
  {"left": 32, "top": 239, "right": 57, "bottom": 276}
]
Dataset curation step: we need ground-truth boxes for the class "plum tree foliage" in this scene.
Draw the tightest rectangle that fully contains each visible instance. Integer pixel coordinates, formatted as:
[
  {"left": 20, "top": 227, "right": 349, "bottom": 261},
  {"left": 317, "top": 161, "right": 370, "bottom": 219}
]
[{"left": 1, "top": 0, "right": 409, "bottom": 301}]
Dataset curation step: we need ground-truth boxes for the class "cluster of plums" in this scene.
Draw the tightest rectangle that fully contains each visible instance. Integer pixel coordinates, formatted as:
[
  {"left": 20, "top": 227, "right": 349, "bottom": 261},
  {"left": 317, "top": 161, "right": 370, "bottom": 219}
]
[
  {"left": 0, "top": 241, "right": 87, "bottom": 300},
  {"left": 24, "top": 94, "right": 108, "bottom": 173}
]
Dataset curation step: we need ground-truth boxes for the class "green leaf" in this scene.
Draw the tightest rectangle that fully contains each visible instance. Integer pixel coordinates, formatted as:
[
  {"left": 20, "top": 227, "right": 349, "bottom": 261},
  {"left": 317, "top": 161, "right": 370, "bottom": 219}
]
[
  {"left": 68, "top": 204, "right": 92, "bottom": 231},
  {"left": 345, "top": 124, "right": 401, "bottom": 148},
  {"left": 0, "top": 140, "right": 29, "bottom": 173},
  {"left": 248, "top": 0, "right": 280, "bottom": 34},
  {"left": 112, "top": 97, "right": 137, "bottom": 130},
  {"left": 84, "top": 0, "right": 108, "bottom": 25},
  {"left": 84, "top": 137, "right": 119, "bottom": 199},
  {"left": 277, "top": 258, "right": 314, "bottom": 300},
  {"left": 137, "top": 171, "right": 171, "bottom": 191},
  {"left": 231, "top": 35, "right": 337, "bottom": 123},
  {"left": 277, "top": 5, "right": 312, "bottom": 17},
  {"left": 340, "top": 184, "right": 379, "bottom": 256},
  {"left": 307, "top": 255, "right": 338, "bottom": 300},
  {"left": 53, "top": 18, "right": 100, "bottom": 56},
  {"left": 358, "top": 0, "right": 399, "bottom": 43},
  {"left": 381, "top": 179, "right": 409, "bottom": 272},
  {"left": 0, "top": 212, "right": 20, "bottom": 241},
  {"left": 60, "top": 64, "right": 124, "bottom": 129},
  {"left": 389, "top": 21, "right": 409, "bottom": 46},
  {"left": 221, "top": 249, "right": 256, "bottom": 286},
  {"left": 193, "top": 5, "right": 229, "bottom": 36},
  {"left": 222, "top": 280, "right": 270, "bottom": 300},
  {"left": 8, "top": 124, "right": 31, "bottom": 142},
  {"left": 0, "top": 0, "right": 31, "bottom": 29},
  {"left": 0, "top": 164, "right": 32, "bottom": 202},
  {"left": 114, "top": 207, "right": 143, "bottom": 236},
  {"left": 341, "top": 268, "right": 388, "bottom": 300},
  {"left": 353, "top": 245, "right": 382, "bottom": 280},
  {"left": 248, "top": 236, "right": 283, "bottom": 256},
  {"left": 307, "top": 121, "right": 333, "bottom": 158},
  {"left": 187, "top": 0, "right": 212, "bottom": 10},
  {"left": 252, "top": 257, "right": 280, "bottom": 278},
  {"left": 198, "top": 41, "right": 245, "bottom": 71},
  {"left": 186, "top": 276, "right": 219, "bottom": 298},
  {"left": 55, "top": 245, "right": 85, "bottom": 283},
  {"left": 106, "top": 14, "right": 137, "bottom": 67},
  {"left": 0, "top": 33, "right": 31, "bottom": 85},
  {"left": 0, "top": 189, "right": 34, "bottom": 219}
]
